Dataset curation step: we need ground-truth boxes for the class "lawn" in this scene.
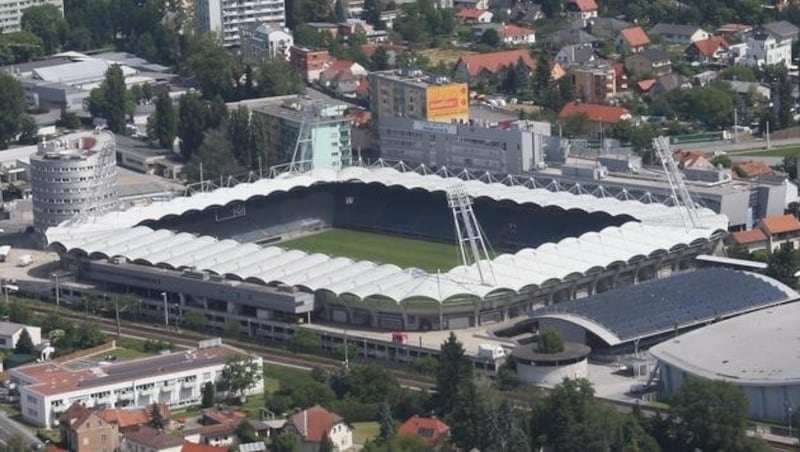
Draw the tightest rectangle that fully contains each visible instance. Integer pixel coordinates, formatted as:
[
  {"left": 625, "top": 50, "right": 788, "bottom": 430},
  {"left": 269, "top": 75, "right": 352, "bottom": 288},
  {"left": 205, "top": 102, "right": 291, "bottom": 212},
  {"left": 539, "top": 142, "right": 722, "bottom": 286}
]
[
  {"left": 352, "top": 421, "right": 380, "bottom": 445},
  {"left": 280, "top": 229, "right": 461, "bottom": 272},
  {"left": 87, "top": 347, "right": 151, "bottom": 362},
  {"left": 736, "top": 146, "right": 800, "bottom": 157},
  {"left": 419, "top": 48, "right": 476, "bottom": 66}
]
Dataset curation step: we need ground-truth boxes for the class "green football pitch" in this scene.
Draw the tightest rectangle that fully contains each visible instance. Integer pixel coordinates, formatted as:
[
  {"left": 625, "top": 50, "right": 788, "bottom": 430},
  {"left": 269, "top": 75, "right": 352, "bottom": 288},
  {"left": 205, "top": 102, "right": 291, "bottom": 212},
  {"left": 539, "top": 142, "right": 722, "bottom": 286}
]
[{"left": 280, "top": 229, "right": 461, "bottom": 272}]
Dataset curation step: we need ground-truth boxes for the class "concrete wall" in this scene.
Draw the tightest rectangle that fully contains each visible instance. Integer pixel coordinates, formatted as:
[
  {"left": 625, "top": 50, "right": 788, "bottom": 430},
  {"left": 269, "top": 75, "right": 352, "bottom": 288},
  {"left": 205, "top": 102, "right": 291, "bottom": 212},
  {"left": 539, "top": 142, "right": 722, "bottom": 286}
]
[{"left": 516, "top": 358, "right": 588, "bottom": 385}]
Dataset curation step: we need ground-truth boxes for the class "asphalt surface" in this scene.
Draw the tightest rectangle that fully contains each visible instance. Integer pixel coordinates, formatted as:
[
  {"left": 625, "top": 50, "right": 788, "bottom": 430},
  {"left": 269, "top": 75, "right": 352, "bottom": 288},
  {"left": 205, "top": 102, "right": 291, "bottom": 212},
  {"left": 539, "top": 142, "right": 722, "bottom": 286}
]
[{"left": 0, "top": 410, "right": 43, "bottom": 448}]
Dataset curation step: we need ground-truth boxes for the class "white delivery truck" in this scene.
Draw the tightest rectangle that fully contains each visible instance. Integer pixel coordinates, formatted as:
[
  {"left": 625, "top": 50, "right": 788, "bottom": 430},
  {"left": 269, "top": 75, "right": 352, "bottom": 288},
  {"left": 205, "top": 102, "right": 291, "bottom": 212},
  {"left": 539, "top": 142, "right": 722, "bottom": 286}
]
[
  {"left": 17, "top": 254, "right": 33, "bottom": 267},
  {"left": 478, "top": 344, "right": 506, "bottom": 360}
]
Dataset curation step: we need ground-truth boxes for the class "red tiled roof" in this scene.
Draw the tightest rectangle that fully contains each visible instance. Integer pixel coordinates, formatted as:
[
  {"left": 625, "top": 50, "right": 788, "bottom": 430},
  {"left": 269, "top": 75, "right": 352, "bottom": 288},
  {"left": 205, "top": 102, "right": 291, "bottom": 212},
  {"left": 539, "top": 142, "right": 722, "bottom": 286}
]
[
  {"left": 636, "top": 79, "right": 656, "bottom": 92},
  {"left": 672, "top": 150, "right": 711, "bottom": 168},
  {"left": 328, "top": 60, "right": 356, "bottom": 72},
  {"left": 456, "top": 8, "right": 487, "bottom": 19},
  {"left": 182, "top": 443, "right": 228, "bottom": 452},
  {"left": 733, "top": 161, "right": 772, "bottom": 178},
  {"left": 59, "top": 403, "right": 93, "bottom": 430},
  {"left": 356, "top": 78, "right": 369, "bottom": 94},
  {"left": 731, "top": 229, "right": 768, "bottom": 244},
  {"left": 97, "top": 404, "right": 170, "bottom": 429},
  {"left": 620, "top": 26, "right": 650, "bottom": 47},
  {"left": 457, "top": 49, "right": 535, "bottom": 76},
  {"left": 124, "top": 426, "right": 184, "bottom": 449},
  {"left": 500, "top": 24, "right": 535, "bottom": 37},
  {"left": 571, "top": 0, "right": 598, "bottom": 12},
  {"left": 716, "top": 23, "right": 753, "bottom": 34},
  {"left": 760, "top": 214, "right": 800, "bottom": 234},
  {"left": 289, "top": 405, "right": 343, "bottom": 443},
  {"left": 689, "top": 36, "right": 729, "bottom": 57},
  {"left": 397, "top": 415, "right": 450, "bottom": 445},
  {"left": 558, "top": 102, "right": 629, "bottom": 124},
  {"left": 202, "top": 408, "right": 246, "bottom": 425}
]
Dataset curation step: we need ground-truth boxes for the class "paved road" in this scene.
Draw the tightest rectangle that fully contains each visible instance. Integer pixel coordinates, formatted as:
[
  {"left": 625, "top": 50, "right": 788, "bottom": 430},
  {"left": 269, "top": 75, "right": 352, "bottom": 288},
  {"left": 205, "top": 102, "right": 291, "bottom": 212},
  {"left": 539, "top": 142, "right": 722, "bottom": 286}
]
[
  {"left": 0, "top": 410, "right": 43, "bottom": 448},
  {"left": 677, "top": 136, "right": 800, "bottom": 154}
]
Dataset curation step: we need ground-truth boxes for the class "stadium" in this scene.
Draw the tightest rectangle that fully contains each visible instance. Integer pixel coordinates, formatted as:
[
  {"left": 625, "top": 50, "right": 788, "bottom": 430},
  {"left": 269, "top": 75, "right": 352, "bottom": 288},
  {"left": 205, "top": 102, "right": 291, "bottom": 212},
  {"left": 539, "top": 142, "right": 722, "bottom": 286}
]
[{"left": 46, "top": 164, "right": 729, "bottom": 332}]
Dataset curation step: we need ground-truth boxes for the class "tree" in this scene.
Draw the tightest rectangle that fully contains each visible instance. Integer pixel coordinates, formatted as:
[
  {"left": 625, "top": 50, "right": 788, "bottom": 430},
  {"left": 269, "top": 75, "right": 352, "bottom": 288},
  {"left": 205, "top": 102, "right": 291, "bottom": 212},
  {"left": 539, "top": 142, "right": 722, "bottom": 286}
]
[
  {"left": 56, "top": 106, "right": 82, "bottom": 130},
  {"left": 710, "top": 154, "right": 732, "bottom": 169},
  {"left": 370, "top": 46, "right": 390, "bottom": 71},
  {"left": 670, "top": 378, "right": 760, "bottom": 452},
  {"left": 364, "top": 0, "right": 383, "bottom": 27},
  {"left": 17, "top": 114, "right": 38, "bottom": 145},
  {"left": 447, "top": 380, "right": 495, "bottom": 450},
  {"left": 183, "top": 311, "right": 207, "bottom": 332},
  {"left": 14, "top": 329, "right": 36, "bottom": 355},
  {"left": 434, "top": 332, "right": 472, "bottom": 415},
  {"left": 21, "top": 4, "right": 66, "bottom": 54},
  {"left": 0, "top": 73, "right": 29, "bottom": 149},
  {"left": 783, "top": 155, "right": 798, "bottom": 180},
  {"left": 151, "top": 94, "right": 176, "bottom": 149},
  {"left": 177, "top": 92, "right": 207, "bottom": 161},
  {"left": 766, "top": 243, "right": 800, "bottom": 287},
  {"left": 273, "top": 432, "right": 300, "bottom": 452},
  {"left": 540, "top": 0, "right": 563, "bottom": 17},
  {"left": 227, "top": 106, "right": 252, "bottom": 167},
  {"left": 630, "top": 124, "right": 659, "bottom": 164},
  {"left": 378, "top": 400, "right": 395, "bottom": 444},
  {"left": 88, "top": 65, "right": 128, "bottom": 134},
  {"left": 562, "top": 113, "right": 589, "bottom": 137},
  {"left": 184, "top": 37, "right": 236, "bottom": 101},
  {"left": 8, "top": 302, "right": 32, "bottom": 325},
  {"left": 221, "top": 353, "right": 261, "bottom": 402},
  {"left": 287, "top": 329, "right": 321, "bottom": 354},
  {"left": 318, "top": 431, "right": 335, "bottom": 452},
  {"left": 495, "top": 357, "right": 521, "bottom": 390},
  {"left": 491, "top": 400, "right": 530, "bottom": 452},
  {"left": 481, "top": 29, "right": 501, "bottom": 47},
  {"left": 149, "top": 402, "right": 166, "bottom": 429},
  {"left": 201, "top": 381, "right": 215, "bottom": 408},
  {"left": 256, "top": 59, "right": 305, "bottom": 98},
  {"left": 537, "top": 328, "right": 564, "bottom": 353}
]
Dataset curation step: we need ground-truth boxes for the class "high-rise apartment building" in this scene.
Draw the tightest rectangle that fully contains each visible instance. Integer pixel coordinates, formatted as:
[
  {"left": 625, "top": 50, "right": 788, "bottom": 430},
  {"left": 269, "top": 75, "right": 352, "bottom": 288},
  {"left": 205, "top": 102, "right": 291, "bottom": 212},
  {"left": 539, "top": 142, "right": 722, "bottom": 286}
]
[
  {"left": 195, "top": 0, "right": 285, "bottom": 48},
  {"left": 369, "top": 69, "right": 470, "bottom": 124},
  {"left": 0, "top": 0, "right": 62, "bottom": 34}
]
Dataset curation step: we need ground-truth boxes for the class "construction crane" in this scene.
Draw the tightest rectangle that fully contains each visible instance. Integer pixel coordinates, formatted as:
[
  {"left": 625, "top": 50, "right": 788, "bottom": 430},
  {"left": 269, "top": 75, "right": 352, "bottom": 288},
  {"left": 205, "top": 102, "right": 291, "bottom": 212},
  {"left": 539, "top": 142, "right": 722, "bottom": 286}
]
[{"left": 652, "top": 135, "right": 700, "bottom": 230}]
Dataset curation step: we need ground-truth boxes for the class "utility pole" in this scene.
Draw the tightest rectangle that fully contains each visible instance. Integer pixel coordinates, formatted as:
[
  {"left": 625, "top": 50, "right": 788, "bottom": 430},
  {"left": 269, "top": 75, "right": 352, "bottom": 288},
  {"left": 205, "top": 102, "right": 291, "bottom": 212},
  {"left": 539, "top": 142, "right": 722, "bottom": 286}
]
[
  {"left": 53, "top": 274, "right": 60, "bottom": 307},
  {"left": 161, "top": 292, "right": 169, "bottom": 329},
  {"left": 114, "top": 298, "right": 121, "bottom": 337},
  {"left": 733, "top": 108, "right": 738, "bottom": 144},
  {"left": 767, "top": 121, "right": 772, "bottom": 150}
]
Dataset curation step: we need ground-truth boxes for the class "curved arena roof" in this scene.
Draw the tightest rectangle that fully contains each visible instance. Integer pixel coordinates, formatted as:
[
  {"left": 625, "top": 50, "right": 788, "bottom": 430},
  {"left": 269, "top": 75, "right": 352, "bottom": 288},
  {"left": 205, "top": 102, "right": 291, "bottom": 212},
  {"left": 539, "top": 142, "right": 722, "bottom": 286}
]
[
  {"left": 529, "top": 269, "right": 797, "bottom": 346},
  {"left": 46, "top": 167, "right": 729, "bottom": 304},
  {"left": 650, "top": 300, "right": 800, "bottom": 385}
]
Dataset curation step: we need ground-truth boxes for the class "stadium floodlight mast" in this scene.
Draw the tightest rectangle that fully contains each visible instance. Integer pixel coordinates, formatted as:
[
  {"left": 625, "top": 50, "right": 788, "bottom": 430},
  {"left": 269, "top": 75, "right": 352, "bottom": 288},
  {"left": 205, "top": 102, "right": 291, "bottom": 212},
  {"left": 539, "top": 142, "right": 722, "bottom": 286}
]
[
  {"left": 652, "top": 136, "right": 700, "bottom": 230},
  {"left": 447, "top": 184, "right": 496, "bottom": 286}
]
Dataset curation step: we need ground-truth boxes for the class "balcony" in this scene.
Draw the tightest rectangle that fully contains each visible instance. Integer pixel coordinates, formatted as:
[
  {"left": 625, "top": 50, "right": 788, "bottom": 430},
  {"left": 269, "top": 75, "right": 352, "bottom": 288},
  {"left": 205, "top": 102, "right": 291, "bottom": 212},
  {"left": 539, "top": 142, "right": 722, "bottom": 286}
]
[
  {"left": 161, "top": 384, "right": 176, "bottom": 392},
  {"left": 137, "top": 387, "right": 154, "bottom": 396},
  {"left": 182, "top": 381, "right": 196, "bottom": 389}
]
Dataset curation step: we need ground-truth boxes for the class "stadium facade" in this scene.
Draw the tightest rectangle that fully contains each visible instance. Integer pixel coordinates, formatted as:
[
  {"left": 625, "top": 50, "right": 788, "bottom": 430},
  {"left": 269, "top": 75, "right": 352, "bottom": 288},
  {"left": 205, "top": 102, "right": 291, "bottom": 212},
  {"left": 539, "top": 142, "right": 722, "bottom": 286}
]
[
  {"left": 47, "top": 165, "right": 728, "bottom": 332},
  {"left": 650, "top": 301, "right": 800, "bottom": 422}
]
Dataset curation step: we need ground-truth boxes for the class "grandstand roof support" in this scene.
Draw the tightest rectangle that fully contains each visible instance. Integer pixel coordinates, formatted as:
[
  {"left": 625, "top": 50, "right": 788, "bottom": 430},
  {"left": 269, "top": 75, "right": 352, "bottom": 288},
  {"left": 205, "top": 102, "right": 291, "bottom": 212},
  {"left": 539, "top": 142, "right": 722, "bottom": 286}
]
[
  {"left": 652, "top": 136, "right": 700, "bottom": 229},
  {"left": 447, "top": 184, "right": 495, "bottom": 286}
]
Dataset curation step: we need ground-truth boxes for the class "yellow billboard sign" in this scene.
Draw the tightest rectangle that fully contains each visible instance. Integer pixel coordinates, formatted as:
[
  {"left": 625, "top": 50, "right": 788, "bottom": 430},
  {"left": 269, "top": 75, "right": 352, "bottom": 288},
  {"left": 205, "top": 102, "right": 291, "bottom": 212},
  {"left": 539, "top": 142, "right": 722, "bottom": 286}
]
[{"left": 426, "top": 84, "right": 469, "bottom": 120}]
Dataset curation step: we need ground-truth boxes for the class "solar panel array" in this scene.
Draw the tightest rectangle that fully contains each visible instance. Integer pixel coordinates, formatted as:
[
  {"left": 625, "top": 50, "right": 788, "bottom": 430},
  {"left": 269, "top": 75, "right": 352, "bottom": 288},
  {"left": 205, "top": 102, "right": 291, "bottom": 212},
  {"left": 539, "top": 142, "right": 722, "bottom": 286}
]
[{"left": 530, "top": 268, "right": 792, "bottom": 342}]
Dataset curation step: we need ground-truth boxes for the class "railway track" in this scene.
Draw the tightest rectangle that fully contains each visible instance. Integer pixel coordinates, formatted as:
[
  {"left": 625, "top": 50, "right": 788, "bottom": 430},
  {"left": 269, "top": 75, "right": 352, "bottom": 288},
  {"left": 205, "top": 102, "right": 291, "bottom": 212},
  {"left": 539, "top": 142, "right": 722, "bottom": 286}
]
[{"left": 24, "top": 304, "right": 796, "bottom": 450}]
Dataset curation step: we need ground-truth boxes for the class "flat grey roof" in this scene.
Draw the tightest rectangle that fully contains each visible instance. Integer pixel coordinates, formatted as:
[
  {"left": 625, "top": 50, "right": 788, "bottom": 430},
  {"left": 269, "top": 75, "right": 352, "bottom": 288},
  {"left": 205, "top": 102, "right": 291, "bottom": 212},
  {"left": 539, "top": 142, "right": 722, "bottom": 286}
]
[{"left": 650, "top": 300, "right": 800, "bottom": 385}]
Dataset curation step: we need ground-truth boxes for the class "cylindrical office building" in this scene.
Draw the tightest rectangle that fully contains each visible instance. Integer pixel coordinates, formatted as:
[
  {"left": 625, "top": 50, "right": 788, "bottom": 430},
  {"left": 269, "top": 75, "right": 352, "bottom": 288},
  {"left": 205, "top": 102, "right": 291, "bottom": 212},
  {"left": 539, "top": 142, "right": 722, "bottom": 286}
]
[{"left": 30, "top": 130, "right": 119, "bottom": 232}]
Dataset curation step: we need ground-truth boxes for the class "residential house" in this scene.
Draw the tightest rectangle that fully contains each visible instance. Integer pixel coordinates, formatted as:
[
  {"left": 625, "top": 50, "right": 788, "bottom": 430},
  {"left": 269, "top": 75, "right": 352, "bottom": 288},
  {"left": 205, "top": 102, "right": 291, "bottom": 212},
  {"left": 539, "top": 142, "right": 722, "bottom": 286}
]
[
  {"left": 471, "top": 23, "right": 535, "bottom": 45},
  {"left": 715, "top": 23, "right": 753, "bottom": 42},
  {"left": 725, "top": 80, "right": 771, "bottom": 100},
  {"left": 497, "top": 24, "right": 536, "bottom": 45},
  {"left": 729, "top": 229, "right": 769, "bottom": 253},
  {"left": 555, "top": 43, "right": 596, "bottom": 67},
  {"left": 693, "top": 70, "right": 718, "bottom": 87},
  {"left": 456, "top": 8, "right": 493, "bottom": 23},
  {"left": 685, "top": 36, "right": 729, "bottom": 63},
  {"left": 306, "top": 22, "right": 340, "bottom": 38},
  {"left": 0, "top": 322, "right": 41, "bottom": 351},
  {"left": 122, "top": 426, "right": 185, "bottom": 452},
  {"left": 285, "top": 405, "right": 353, "bottom": 452},
  {"left": 181, "top": 444, "right": 228, "bottom": 452},
  {"left": 454, "top": 0, "right": 489, "bottom": 10},
  {"left": 756, "top": 214, "right": 800, "bottom": 251},
  {"left": 183, "top": 408, "right": 247, "bottom": 447},
  {"left": 454, "top": 49, "right": 536, "bottom": 84},
  {"left": 649, "top": 23, "right": 710, "bottom": 45},
  {"left": 289, "top": 47, "right": 330, "bottom": 82},
  {"left": 744, "top": 21, "right": 799, "bottom": 68},
  {"left": 509, "top": 3, "right": 544, "bottom": 24},
  {"left": 96, "top": 404, "right": 171, "bottom": 434},
  {"left": 378, "top": 10, "right": 403, "bottom": 29},
  {"left": 616, "top": 26, "right": 650, "bottom": 54},
  {"left": 650, "top": 73, "right": 691, "bottom": 95},
  {"left": 587, "top": 17, "right": 632, "bottom": 41},
  {"left": 59, "top": 403, "right": 120, "bottom": 452},
  {"left": 571, "top": 62, "right": 623, "bottom": 103},
  {"left": 397, "top": 415, "right": 450, "bottom": 447},
  {"left": 624, "top": 48, "right": 672, "bottom": 77},
  {"left": 558, "top": 102, "right": 631, "bottom": 137},
  {"left": 546, "top": 27, "right": 600, "bottom": 47},
  {"left": 242, "top": 24, "right": 293, "bottom": 61},
  {"left": 566, "top": 0, "right": 598, "bottom": 27},
  {"left": 733, "top": 161, "right": 773, "bottom": 179},
  {"left": 635, "top": 79, "right": 656, "bottom": 94}
]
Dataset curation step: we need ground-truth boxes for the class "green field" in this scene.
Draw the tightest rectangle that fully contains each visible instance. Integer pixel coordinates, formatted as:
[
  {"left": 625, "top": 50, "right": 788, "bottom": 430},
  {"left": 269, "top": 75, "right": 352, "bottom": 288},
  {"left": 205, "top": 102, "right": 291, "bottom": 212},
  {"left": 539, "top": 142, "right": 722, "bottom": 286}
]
[
  {"left": 737, "top": 146, "right": 800, "bottom": 158},
  {"left": 281, "top": 229, "right": 460, "bottom": 272}
]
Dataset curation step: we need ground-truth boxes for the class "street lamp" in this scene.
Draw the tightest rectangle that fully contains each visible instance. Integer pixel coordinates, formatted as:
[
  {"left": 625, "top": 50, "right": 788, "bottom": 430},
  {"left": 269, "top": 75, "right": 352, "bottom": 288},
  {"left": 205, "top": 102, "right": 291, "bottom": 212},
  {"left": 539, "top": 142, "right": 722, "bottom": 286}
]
[
  {"left": 50, "top": 273, "right": 60, "bottom": 307},
  {"left": 161, "top": 292, "right": 168, "bottom": 329},
  {"left": 1, "top": 282, "right": 18, "bottom": 304}
]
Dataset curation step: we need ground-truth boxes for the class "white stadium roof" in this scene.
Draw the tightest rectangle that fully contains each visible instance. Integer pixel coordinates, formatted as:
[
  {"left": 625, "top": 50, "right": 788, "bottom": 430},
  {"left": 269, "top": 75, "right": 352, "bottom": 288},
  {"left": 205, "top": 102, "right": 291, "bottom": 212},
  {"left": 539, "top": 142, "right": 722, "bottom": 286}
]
[
  {"left": 47, "top": 167, "right": 729, "bottom": 304},
  {"left": 650, "top": 301, "right": 800, "bottom": 386}
]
